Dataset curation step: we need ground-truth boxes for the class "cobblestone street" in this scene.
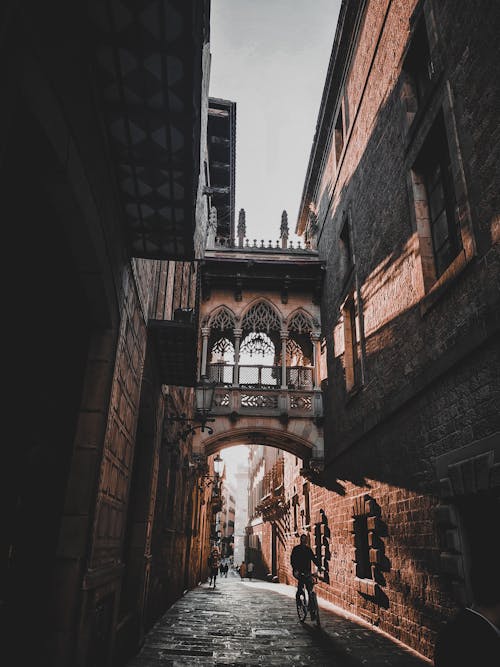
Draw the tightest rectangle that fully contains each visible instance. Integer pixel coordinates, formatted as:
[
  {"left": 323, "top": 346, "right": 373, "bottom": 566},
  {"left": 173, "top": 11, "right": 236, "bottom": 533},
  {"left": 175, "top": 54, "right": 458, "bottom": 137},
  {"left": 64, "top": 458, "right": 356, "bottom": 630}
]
[{"left": 127, "top": 573, "right": 431, "bottom": 666}]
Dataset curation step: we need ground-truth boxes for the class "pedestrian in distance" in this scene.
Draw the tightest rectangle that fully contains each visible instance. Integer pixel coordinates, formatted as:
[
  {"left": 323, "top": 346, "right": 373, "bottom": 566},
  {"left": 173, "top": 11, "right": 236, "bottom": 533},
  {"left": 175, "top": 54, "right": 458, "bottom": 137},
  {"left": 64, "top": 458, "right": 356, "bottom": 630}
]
[
  {"left": 208, "top": 548, "right": 220, "bottom": 588},
  {"left": 247, "top": 561, "right": 254, "bottom": 581},
  {"left": 239, "top": 561, "right": 246, "bottom": 580},
  {"left": 223, "top": 562, "right": 229, "bottom": 577},
  {"left": 433, "top": 556, "right": 500, "bottom": 667}
]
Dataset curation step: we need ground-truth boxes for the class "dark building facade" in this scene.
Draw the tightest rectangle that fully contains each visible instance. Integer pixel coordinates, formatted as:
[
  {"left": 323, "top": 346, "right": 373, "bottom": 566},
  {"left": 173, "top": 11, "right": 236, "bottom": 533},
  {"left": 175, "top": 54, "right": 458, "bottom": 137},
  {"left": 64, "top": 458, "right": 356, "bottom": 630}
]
[
  {"left": 207, "top": 97, "right": 237, "bottom": 246},
  {"left": 2, "top": 2, "right": 214, "bottom": 666}
]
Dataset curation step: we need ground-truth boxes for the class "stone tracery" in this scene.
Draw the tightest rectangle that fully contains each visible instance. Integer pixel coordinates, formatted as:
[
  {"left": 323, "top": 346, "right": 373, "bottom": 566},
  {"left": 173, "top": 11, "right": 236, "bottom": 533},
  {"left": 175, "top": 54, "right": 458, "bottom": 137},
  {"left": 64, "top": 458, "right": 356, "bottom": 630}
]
[{"left": 201, "top": 300, "right": 321, "bottom": 390}]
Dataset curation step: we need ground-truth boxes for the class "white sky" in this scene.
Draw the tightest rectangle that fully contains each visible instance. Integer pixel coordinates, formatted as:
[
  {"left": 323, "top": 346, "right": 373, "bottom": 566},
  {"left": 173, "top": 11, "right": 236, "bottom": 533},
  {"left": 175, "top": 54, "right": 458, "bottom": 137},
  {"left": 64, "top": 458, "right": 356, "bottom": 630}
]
[
  {"left": 219, "top": 445, "right": 249, "bottom": 486},
  {"left": 210, "top": 0, "right": 342, "bottom": 244}
]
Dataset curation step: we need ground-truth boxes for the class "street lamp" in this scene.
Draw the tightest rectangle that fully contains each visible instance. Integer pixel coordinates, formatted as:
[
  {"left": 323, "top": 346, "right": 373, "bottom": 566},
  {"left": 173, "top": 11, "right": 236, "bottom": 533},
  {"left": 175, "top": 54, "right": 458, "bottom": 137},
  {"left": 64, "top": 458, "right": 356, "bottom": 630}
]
[
  {"left": 196, "top": 452, "right": 224, "bottom": 492},
  {"left": 213, "top": 452, "right": 224, "bottom": 476},
  {"left": 165, "top": 376, "right": 216, "bottom": 438}
]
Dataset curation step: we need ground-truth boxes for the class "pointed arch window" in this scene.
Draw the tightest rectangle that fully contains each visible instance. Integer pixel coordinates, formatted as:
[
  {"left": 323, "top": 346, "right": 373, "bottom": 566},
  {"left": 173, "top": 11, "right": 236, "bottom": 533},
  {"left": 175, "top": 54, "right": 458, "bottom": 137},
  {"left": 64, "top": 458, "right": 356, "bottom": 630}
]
[
  {"left": 209, "top": 307, "right": 236, "bottom": 333},
  {"left": 241, "top": 301, "right": 281, "bottom": 334},
  {"left": 288, "top": 310, "right": 313, "bottom": 335}
]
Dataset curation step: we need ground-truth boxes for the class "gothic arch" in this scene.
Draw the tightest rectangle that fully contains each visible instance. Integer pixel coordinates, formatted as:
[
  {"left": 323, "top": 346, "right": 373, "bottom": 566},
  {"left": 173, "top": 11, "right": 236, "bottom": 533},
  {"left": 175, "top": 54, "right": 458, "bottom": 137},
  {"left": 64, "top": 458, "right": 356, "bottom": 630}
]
[
  {"left": 203, "top": 427, "right": 314, "bottom": 461},
  {"left": 240, "top": 299, "right": 282, "bottom": 363},
  {"left": 206, "top": 305, "right": 237, "bottom": 332},
  {"left": 286, "top": 308, "right": 315, "bottom": 333},
  {"left": 240, "top": 298, "right": 283, "bottom": 334},
  {"left": 286, "top": 309, "right": 316, "bottom": 367}
]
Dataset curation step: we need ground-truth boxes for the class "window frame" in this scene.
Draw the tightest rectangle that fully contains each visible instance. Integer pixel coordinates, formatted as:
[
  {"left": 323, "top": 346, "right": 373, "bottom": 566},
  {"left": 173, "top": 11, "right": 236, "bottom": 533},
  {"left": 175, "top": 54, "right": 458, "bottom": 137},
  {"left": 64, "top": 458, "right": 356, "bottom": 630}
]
[{"left": 405, "top": 86, "right": 476, "bottom": 314}]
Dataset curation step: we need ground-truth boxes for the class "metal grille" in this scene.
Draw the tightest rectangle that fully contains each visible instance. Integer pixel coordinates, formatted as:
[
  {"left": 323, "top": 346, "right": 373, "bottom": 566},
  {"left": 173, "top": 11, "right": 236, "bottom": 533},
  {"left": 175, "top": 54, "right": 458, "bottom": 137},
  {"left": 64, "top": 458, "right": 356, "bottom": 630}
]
[
  {"left": 238, "top": 365, "right": 281, "bottom": 387},
  {"left": 208, "top": 363, "right": 233, "bottom": 386},
  {"left": 286, "top": 366, "right": 313, "bottom": 389}
]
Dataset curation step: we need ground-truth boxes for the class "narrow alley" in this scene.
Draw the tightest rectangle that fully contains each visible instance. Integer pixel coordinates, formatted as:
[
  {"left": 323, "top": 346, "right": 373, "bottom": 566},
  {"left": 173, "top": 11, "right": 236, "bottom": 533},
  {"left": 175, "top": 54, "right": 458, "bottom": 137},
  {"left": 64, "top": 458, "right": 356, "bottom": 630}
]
[
  {"left": 3, "top": 2, "right": 499, "bottom": 667},
  {"left": 127, "top": 573, "right": 429, "bottom": 666}
]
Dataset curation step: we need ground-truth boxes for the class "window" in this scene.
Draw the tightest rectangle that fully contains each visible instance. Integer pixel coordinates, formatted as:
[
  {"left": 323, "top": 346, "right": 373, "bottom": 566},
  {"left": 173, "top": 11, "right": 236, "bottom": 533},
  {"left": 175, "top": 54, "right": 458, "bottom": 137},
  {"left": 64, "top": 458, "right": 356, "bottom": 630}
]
[
  {"left": 350, "top": 495, "right": 386, "bottom": 599},
  {"left": 334, "top": 105, "right": 344, "bottom": 166},
  {"left": 403, "top": 17, "right": 434, "bottom": 115},
  {"left": 292, "top": 493, "right": 299, "bottom": 535},
  {"left": 303, "top": 482, "right": 310, "bottom": 527},
  {"left": 339, "top": 216, "right": 353, "bottom": 280},
  {"left": 342, "top": 294, "right": 360, "bottom": 393},
  {"left": 353, "top": 515, "right": 371, "bottom": 580},
  {"left": 412, "top": 112, "right": 462, "bottom": 283}
]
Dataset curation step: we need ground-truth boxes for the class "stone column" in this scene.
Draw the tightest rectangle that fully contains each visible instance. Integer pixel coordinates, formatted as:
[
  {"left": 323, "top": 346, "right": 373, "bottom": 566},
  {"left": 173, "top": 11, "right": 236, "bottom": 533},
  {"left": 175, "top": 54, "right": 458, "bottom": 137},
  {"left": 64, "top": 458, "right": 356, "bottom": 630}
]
[
  {"left": 280, "top": 330, "right": 288, "bottom": 389},
  {"left": 201, "top": 327, "right": 210, "bottom": 379},
  {"left": 232, "top": 328, "right": 242, "bottom": 387},
  {"left": 311, "top": 331, "right": 322, "bottom": 390}
]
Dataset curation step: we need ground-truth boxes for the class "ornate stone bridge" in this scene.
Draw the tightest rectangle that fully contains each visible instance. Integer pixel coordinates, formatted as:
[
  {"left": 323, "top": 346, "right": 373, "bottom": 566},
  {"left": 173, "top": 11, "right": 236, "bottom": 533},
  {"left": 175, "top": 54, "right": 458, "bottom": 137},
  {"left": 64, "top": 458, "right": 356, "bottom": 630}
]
[{"left": 192, "top": 221, "right": 326, "bottom": 472}]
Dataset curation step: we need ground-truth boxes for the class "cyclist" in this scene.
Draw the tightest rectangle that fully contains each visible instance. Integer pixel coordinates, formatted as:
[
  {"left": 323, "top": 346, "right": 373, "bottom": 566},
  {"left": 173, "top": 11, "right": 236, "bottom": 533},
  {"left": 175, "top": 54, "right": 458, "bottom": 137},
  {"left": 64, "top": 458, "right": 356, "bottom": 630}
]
[{"left": 291, "top": 534, "right": 321, "bottom": 619}]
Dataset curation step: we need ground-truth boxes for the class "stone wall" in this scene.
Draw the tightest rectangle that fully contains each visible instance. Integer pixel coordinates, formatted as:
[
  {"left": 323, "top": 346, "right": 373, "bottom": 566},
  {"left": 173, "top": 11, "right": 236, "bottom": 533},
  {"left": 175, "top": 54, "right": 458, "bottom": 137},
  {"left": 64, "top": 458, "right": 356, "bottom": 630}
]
[{"left": 257, "top": 0, "right": 500, "bottom": 660}]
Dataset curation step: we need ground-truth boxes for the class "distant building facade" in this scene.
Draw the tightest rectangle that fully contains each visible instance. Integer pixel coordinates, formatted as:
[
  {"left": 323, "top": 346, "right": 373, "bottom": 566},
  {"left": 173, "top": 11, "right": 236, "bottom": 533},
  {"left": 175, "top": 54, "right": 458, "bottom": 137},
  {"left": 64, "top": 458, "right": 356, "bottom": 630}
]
[
  {"left": 207, "top": 98, "right": 237, "bottom": 247},
  {"left": 233, "top": 463, "right": 250, "bottom": 567}
]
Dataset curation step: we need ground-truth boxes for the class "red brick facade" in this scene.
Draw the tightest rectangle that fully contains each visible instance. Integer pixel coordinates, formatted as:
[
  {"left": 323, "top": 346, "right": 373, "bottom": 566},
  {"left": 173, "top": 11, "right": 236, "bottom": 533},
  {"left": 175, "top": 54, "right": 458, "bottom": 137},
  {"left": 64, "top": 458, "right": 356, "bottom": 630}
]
[{"left": 248, "top": 0, "right": 500, "bottom": 661}]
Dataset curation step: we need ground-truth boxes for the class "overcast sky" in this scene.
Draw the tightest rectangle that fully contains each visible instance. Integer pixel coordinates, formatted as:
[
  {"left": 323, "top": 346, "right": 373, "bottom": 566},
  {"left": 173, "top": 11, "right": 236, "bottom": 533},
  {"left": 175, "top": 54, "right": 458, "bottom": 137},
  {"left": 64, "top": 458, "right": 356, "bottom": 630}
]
[{"left": 210, "top": 0, "right": 342, "bottom": 244}]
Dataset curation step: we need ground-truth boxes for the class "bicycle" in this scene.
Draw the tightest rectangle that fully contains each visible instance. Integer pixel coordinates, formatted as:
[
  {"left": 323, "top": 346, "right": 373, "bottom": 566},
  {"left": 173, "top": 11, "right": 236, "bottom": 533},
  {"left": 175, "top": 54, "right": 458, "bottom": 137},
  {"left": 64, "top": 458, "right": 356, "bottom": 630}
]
[{"left": 295, "top": 570, "right": 321, "bottom": 627}]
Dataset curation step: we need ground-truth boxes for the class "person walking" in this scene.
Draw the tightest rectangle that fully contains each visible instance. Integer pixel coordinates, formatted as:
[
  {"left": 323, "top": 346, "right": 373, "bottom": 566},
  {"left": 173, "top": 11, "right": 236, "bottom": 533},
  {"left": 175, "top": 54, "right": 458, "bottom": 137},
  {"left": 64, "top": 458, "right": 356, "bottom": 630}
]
[
  {"left": 239, "top": 561, "right": 247, "bottom": 580},
  {"left": 208, "top": 548, "right": 220, "bottom": 588},
  {"left": 247, "top": 561, "right": 254, "bottom": 581}
]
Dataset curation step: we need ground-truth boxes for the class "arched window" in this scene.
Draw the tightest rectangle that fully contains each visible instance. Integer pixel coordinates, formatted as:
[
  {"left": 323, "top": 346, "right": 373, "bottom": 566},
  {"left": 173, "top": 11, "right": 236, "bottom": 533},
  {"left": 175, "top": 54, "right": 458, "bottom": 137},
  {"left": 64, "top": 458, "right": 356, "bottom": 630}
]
[
  {"left": 287, "top": 310, "right": 313, "bottom": 372},
  {"left": 209, "top": 307, "right": 236, "bottom": 333},
  {"left": 207, "top": 307, "right": 236, "bottom": 385},
  {"left": 241, "top": 301, "right": 281, "bottom": 334},
  {"left": 288, "top": 310, "right": 313, "bottom": 335},
  {"left": 240, "top": 302, "right": 281, "bottom": 385}
]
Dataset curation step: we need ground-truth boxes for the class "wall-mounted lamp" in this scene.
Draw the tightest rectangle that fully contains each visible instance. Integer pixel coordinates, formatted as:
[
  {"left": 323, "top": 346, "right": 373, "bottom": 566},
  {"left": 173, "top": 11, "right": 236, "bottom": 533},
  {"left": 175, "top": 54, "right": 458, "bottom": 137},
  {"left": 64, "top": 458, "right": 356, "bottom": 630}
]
[
  {"left": 213, "top": 452, "right": 224, "bottom": 476},
  {"left": 166, "top": 376, "right": 216, "bottom": 439},
  {"left": 196, "top": 453, "right": 224, "bottom": 492}
]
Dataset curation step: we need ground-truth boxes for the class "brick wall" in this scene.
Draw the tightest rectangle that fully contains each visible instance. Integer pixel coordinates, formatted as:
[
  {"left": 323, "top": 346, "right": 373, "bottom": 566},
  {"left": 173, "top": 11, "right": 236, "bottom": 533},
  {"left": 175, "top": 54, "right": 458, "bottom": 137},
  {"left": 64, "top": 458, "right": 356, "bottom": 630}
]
[{"left": 275, "top": 0, "right": 500, "bottom": 659}]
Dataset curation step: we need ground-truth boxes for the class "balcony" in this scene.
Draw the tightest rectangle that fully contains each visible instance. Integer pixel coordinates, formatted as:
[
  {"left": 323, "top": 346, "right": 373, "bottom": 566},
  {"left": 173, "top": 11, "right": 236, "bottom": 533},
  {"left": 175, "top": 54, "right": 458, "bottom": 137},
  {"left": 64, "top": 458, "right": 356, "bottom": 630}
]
[
  {"left": 208, "top": 363, "right": 323, "bottom": 420},
  {"left": 255, "top": 459, "right": 287, "bottom": 521},
  {"left": 148, "top": 261, "right": 198, "bottom": 386}
]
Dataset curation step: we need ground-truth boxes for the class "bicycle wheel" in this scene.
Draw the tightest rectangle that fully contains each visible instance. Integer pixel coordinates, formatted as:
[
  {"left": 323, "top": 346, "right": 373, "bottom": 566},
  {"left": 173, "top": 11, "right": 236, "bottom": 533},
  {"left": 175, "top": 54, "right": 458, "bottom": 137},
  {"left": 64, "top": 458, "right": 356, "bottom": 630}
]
[
  {"left": 310, "top": 592, "right": 321, "bottom": 627},
  {"left": 296, "top": 590, "right": 308, "bottom": 622}
]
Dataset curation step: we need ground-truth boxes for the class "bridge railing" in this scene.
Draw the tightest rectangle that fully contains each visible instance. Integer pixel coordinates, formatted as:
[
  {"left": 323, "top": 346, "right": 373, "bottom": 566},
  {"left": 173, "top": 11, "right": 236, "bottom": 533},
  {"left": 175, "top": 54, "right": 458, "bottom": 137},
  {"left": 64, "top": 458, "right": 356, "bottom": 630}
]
[
  {"left": 207, "top": 363, "right": 314, "bottom": 389},
  {"left": 208, "top": 363, "right": 322, "bottom": 419}
]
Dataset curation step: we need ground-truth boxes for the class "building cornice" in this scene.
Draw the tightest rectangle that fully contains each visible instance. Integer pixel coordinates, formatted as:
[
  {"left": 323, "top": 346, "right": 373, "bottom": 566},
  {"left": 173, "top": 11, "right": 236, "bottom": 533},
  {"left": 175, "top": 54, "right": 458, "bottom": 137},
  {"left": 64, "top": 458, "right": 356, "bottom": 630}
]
[{"left": 296, "top": 0, "right": 367, "bottom": 235}]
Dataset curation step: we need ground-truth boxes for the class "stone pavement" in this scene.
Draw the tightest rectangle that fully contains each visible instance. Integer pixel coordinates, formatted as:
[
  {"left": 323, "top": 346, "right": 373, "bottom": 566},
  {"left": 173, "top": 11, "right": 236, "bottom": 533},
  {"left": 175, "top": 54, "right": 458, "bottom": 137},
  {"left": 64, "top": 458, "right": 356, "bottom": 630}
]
[{"left": 127, "top": 572, "right": 432, "bottom": 666}]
